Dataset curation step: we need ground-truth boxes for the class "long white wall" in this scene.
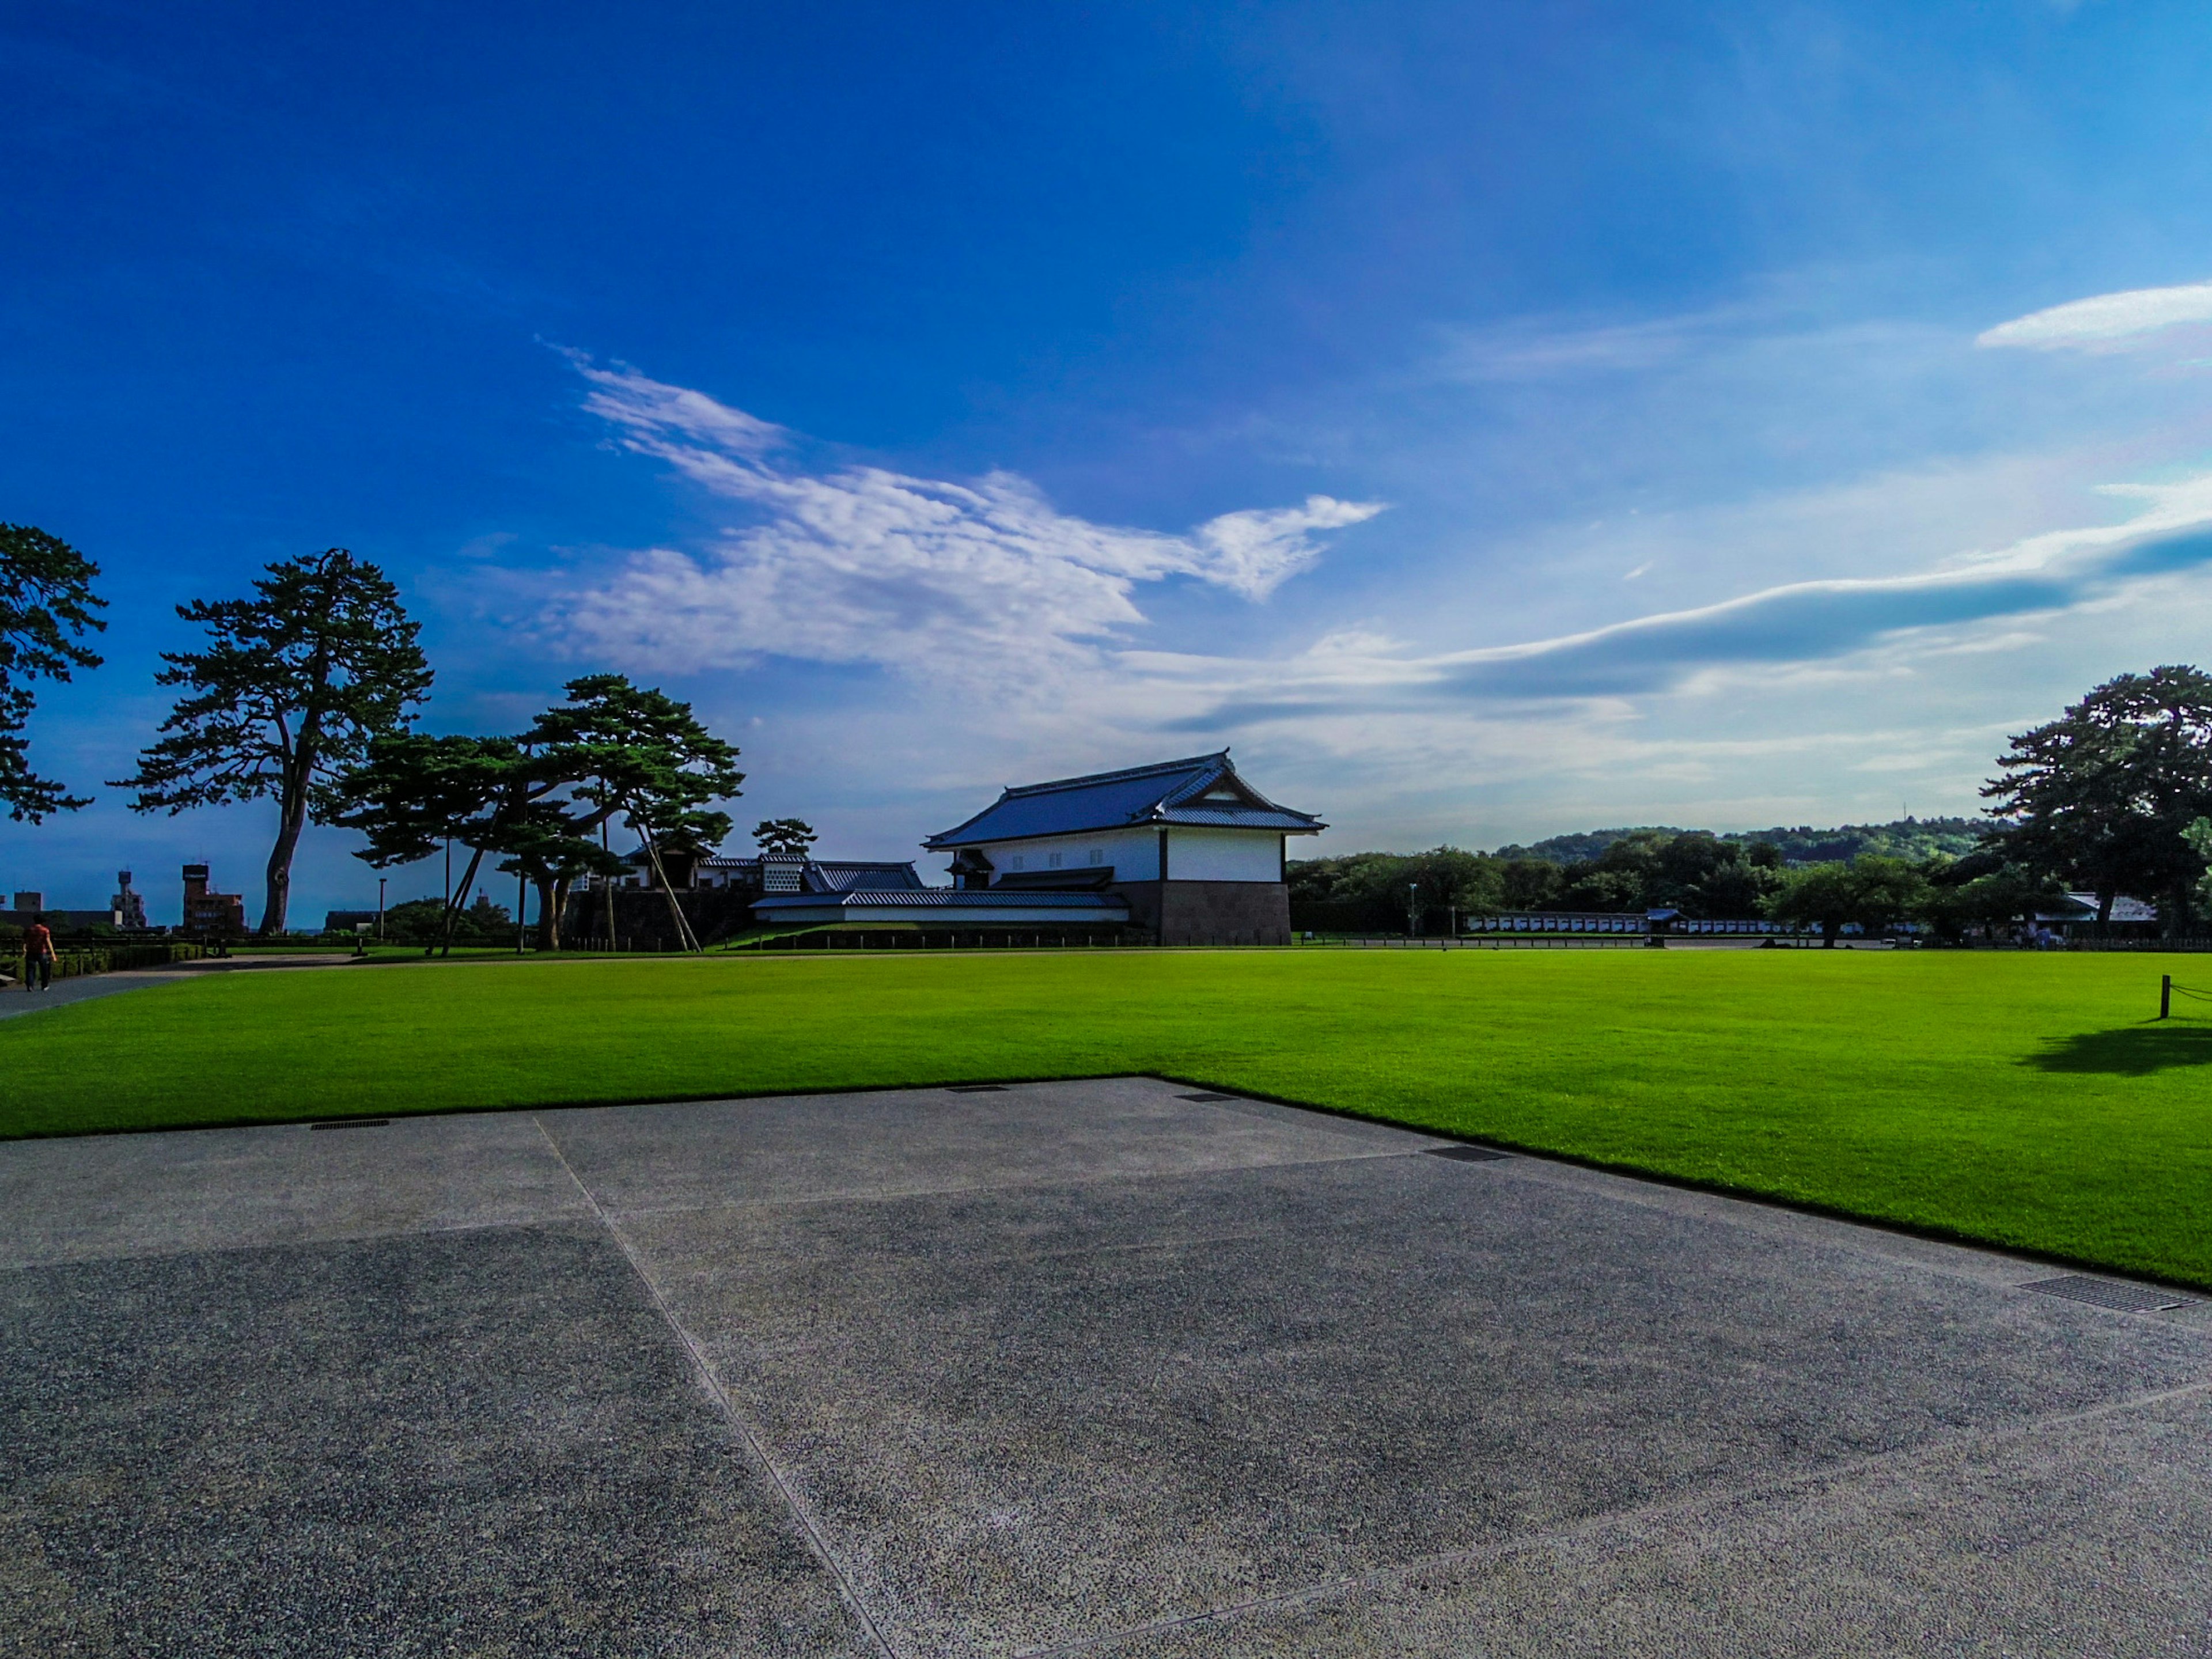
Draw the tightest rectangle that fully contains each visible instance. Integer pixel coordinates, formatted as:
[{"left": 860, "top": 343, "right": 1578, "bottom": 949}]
[
  {"left": 1160, "top": 829, "right": 1282, "bottom": 882},
  {"left": 967, "top": 825, "right": 1160, "bottom": 880},
  {"left": 963, "top": 825, "right": 1285, "bottom": 884}
]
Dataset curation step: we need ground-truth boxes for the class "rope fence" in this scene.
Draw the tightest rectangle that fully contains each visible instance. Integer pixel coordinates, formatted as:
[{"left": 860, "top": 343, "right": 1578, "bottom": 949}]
[{"left": 2158, "top": 974, "right": 2212, "bottom": 1018}]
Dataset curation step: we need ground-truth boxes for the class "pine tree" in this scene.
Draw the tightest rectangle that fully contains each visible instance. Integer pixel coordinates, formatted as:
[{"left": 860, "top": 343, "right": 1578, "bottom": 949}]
[
  {"left": 0, "top": 524, "right": 106, "bottom": 821},
  {"left": 115, "top": 550, "right": 431, "bottom": 935}
]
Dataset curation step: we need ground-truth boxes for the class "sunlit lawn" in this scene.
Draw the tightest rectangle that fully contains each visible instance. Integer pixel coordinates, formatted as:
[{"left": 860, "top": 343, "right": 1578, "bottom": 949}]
[{"left": 6, "top": 946, "right": 2207, "bottom": 1286}]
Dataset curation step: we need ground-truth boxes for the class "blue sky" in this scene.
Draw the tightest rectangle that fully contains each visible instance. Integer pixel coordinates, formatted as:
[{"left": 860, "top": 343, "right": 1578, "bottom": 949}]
[{"left": 9, "top": 1, "right": 2212, "bottom": 921}]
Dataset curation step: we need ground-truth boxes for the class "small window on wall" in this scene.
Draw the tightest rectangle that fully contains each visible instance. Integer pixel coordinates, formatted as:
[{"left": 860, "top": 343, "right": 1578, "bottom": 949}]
[
  {"left": 1048, "top": 853, "right": 1063, "bottom": 868},
  {"left": 1011, "top": 855, "right": 1025, "bottom": 870},
  {"left": 1088, "top": 849, "right": 1102, "bottom": 865}
]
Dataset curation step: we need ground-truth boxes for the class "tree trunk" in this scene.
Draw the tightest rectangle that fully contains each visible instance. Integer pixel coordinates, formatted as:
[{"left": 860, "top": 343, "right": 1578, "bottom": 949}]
[
  {"left": 535, "top": 876, "right": 564, "bottom": 951},
  {"left": 259, "top": 675, "right": 326, "bottom": 938},
  {"left": 1821, "top": 918, "right": 1839, "bottom": 948},
  {"left": 259, "top": 787, "right": 310, "bottom": 935}
]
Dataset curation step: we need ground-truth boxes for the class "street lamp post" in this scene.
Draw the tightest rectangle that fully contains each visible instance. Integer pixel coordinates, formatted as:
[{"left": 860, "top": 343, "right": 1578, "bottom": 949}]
[
  {"left": 376, "top": 877, "right": 386, "bottom": 942},
  {"left": 1408, "top": 882, "right": 1419, "bottom": 940}
]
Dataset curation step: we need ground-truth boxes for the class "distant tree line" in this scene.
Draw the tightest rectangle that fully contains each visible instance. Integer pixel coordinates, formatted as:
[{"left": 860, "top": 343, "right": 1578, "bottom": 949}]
[
  {"left": 1493, "top": 818, "right": 1984, "bottom": 868},
  {"left": 1296, "top": 665, "right": 2212, "bottom": 944}
]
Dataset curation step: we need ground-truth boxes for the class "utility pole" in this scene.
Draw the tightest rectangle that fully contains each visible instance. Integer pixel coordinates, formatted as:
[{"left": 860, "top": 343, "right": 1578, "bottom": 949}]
[
  {"left": 376, "top": 876, "right": 385, "bottom": 942},
  {"left": 1407, "top": 882, "right": 1419, "bottom": 939}
]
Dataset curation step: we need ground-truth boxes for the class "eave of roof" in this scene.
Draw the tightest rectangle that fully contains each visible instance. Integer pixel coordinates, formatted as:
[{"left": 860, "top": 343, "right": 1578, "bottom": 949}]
[
  {"left": 923, "top": 750, "right": 1321, "bottom": 847},
  {"left": 753, "top": 889, "right": 1127, "bottom": 912}
]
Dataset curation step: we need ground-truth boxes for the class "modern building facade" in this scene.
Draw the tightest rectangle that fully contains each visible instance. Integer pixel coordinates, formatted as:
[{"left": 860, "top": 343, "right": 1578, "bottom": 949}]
[{"left": 180, "top": 863, "right": 247, "bottom": 937}]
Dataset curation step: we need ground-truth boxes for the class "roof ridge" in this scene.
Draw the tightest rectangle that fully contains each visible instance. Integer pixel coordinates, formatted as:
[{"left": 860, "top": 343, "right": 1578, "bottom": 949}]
[{"left": 999, "top": 751, "right": 1230, "bottom": 799}]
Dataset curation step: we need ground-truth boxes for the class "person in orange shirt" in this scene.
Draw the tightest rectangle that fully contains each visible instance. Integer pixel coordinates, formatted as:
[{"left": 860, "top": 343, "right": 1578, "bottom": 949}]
[{"left": 23, "top": 917, "right": 54, "bottom": 991}]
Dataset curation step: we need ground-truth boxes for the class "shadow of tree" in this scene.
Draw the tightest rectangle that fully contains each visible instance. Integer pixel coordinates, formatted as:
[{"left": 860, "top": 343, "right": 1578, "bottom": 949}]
[{"left": 2025, "top": 1023, "right": 2212, "bottom": 1075}]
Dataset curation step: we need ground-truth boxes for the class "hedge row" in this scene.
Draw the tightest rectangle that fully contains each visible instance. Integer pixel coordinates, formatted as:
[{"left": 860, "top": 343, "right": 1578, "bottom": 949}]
[{"left": 7, "top": 941, "right": 209, "bottom": 983}]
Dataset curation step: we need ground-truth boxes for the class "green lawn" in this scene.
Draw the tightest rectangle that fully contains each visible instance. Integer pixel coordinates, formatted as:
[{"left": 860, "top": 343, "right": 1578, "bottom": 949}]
[{"left": 6, "top": 948, "right": 2209, "bottom": 1286}]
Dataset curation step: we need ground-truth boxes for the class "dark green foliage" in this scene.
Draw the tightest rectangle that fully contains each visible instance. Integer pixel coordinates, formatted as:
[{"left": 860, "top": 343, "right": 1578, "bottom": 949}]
[
  {"left": 1496, "top": 818, "right": 1984, "bottom": 868},
  {"left": 1915, "top": 861, "right": 2067, "bottom": 943},
  {"left": 376, "top": 895, "right": 513, "bottom": 945},
  {"left": 753, "top": 818, "right": 817, "bottom": 857},
  {"left": 331, "top": 675, "right": 742, "bottom": 953},
  {"left": 1984, "top": 665, "right": 2212, "bottom": 933},
  {"left": 1766, "top": 855, "right": 1932, "bottom": 946},
  {"left": 0, "top": 523, "right": 107, "bottom": 820},
  {"left": 1544, "top": 830, "right": 1782, "bottom": 919},
  {"left": 112, "top": 550, "right": 431, "bottom": 935},
  {"left": 1289, "top": 847, "right": 1505, "bottom": 933},
  {"left": 1492, "top": 826, "right": 1684, "bottom": 865},
  {"left": 519, "top": 675, "right": 745, "bottom": 950}
]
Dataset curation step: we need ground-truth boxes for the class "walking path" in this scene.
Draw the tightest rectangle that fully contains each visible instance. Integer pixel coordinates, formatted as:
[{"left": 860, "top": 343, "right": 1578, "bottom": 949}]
[
  {"left": 0, "top": 954, "right": 361, "bottom": 1020},
  {"left": 3, "top": 1077, "right": 2205, "bottom": 1656}
]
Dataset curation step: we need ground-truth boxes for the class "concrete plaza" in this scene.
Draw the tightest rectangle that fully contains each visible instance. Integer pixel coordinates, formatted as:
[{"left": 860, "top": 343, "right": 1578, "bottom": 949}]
[{"left": 3, "top": 1078, "right": 2207, "bottom": 1656}]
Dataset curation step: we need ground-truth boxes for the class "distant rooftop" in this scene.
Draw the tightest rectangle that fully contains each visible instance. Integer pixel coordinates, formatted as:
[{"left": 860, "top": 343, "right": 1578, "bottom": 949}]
[{"left": 925, "top": 751, "right": 1324, "bottom": 848}]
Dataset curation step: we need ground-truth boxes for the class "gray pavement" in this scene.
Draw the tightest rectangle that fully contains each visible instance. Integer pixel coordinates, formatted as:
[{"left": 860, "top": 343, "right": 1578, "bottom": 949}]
[{"left": 3, "top": 1080, "right": 2207, "bottom": 1657}]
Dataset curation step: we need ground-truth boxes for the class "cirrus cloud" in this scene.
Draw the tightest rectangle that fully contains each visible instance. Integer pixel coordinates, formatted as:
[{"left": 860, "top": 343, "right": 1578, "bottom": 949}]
[
  {"left": 547, "top": 359, "right": 1383, "bottom": 684},
  {"left": 1977, "top": 281, "right": 2212, "bottom": 351}
]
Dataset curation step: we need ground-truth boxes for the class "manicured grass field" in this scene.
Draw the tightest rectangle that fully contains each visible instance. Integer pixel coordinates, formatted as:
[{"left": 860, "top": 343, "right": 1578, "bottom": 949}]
[{"left": 6, "top": 948, "right": 2209, "bottom": 1286}]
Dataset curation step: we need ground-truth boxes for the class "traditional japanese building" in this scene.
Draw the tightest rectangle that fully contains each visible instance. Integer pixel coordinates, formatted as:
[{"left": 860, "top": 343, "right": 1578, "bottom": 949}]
[
  {"left": 585, "top": 752, "right": 1325, "bottom": 946},
  {"left": 922, "top": 751, "right": 1324, "bottom": 945}
]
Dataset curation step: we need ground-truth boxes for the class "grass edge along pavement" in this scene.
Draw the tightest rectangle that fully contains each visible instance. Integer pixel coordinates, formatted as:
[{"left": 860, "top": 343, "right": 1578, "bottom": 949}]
[{"left": 3, "top": 948, "right": 2209, "bottom": 1290}]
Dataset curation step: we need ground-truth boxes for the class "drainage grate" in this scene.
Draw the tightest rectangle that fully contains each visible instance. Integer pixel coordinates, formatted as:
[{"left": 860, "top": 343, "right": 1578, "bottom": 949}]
[
  {"left": 1425, "top": 1145, "right": 1509, "bottom": 1163},
  {"left": 946, "top": 1085, "right": 1008, "bottom": 1094},
  {"left": 1178, "top": 1091, "right": 1243, "bottom": 1103},
  {"left": 309, "top": 1119, "right": 390, "bottom": 1131},
  {"left": 2022, "top": 1275, "right": 2194, "bottom": 1313}
]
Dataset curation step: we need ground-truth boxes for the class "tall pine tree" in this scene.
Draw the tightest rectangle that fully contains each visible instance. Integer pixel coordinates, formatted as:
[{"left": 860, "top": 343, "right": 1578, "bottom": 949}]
[{"left": 116, "top": 550, "right": 431, "bottom": 934}]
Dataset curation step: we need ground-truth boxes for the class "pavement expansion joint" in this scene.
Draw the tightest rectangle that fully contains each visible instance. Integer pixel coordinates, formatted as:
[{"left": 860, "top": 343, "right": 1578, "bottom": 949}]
[
  {"left": 1010, "top": 1368, "right": 2212, "bottom": 1659},
  {"left": 589, "top": 1144, "right": 1449, "bottom": 1224},
  {"left": 1423, "top": 1144, "right": 1512, "bottom": 1163},
  {"left": 528, "top": 1115, "right": 899, "bottom": 1659}
]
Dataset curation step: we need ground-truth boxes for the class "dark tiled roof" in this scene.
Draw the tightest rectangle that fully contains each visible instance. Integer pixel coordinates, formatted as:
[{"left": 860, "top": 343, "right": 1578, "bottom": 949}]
[
  {"left": 804, "top": 861, "right": 924, "bottom": 893},
  {"left": 925, "top": 752, "right": 1321, "bottom": 847},
  {"left": 633, "top": 852, "right": 922, "bottom": 892},
  {"left": 1153, "top": 805, "right": 1312, "bottom": 828},
  {"left": 990, "top": 868, "right": 1117, "bottom": 891}
]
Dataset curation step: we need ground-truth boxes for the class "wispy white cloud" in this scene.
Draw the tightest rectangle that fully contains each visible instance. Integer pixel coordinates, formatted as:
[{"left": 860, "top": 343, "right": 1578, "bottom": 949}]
[
  {"left": 507, "top": 336, "right": 2212, "bottom": 855},
  {"left": 547, "top": 359, "right": 1384, "bottom": 684},
  {"left": 1127, "top": 472, "right": 2212, "bottom": 722},
  {"left": 1978, "top": 281, "right": 2212, "bottom": 351}
]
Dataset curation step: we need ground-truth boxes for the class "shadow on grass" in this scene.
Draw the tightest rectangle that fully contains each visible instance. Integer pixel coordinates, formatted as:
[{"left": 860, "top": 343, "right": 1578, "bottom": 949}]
[{"left": 2025, "top": 1021, "right": 2212, "bottom": 1075}]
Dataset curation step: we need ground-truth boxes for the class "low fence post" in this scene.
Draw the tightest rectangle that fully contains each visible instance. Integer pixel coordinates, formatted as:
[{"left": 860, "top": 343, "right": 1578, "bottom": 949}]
[{"left": 2161, "top": 974, "right": 2172, "bottom": 1020}]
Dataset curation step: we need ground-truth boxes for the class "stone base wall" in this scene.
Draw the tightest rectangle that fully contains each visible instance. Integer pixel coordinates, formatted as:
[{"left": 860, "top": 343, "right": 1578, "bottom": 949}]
[{"left": 1113, "top": 880, "right": 1292, "bottom": 946}]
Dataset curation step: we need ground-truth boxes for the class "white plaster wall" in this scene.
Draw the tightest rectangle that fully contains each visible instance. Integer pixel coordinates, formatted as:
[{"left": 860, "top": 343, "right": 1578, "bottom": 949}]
[
  {"left": 967, "top": 825, "right": 1162, "bottom": 879},
  {"left": 1161, "top": 830, "right": 1282, "bottom": 882}
]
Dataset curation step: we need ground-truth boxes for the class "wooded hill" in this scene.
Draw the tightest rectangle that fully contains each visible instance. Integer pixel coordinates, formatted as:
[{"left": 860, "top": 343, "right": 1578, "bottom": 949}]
[{"left": 1493, "top": 817, "right": 1983, "bottom": 868}]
